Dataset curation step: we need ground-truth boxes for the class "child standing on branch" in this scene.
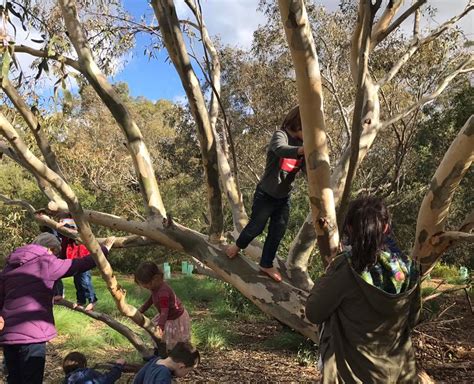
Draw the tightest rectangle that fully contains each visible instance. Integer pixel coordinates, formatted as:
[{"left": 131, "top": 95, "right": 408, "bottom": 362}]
[
  {"left": 305, "top": 196, "right": 421, "bottom": 383},
  {"left": 226, "top": 106, "right": 305, "bottom": 282},
  {"left": 135, "top": 261, "right": 191, "bottom": 352}
]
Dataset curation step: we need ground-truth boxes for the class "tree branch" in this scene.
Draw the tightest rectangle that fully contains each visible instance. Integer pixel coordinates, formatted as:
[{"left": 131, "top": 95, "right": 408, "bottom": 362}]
[
  {"left": 370, "top": 0, "right": 405, "bottom": 49},
  {"left": 371, "top": 0, "right": 427, "bottom": 50},
  {"left": 56, "top": 299, "right": 151, "bottom": 356},
  {"left": 58, "top": 0, "right": 166, "bottom": 219},
  {"left": 1, "top": 77, "right": 65, "bottom": 178},
  {"left": 278, "top": 0, "right": 339, "bottom": 263},
  {"left": 184, "top": 0, "right": 247, "bottom": 232},
  {"left": 412, "top": 115, "right": 474, "bottom": 274},
  {"left": 380, "top": 57, "right": 473, "bottom": 129},
  {"left": 337, "top": 0, "right": 378, "bottom": 227},
  {"left": 14, "top": 44, "right": 81, "bottom": 71},
  {"left": 377, "top": 3, "right": 473, "bottom": 87},
  {"left": 151, "top": 0, "right": 224, "bottom": 241},
  {"left": 0, "top": 140, "right": 68, "bottom": 210}
]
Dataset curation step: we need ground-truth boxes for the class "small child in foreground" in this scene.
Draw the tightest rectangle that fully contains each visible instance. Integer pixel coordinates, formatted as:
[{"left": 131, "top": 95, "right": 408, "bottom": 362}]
[
  {"left": 133, "top": 342, "right": 199, "bottom": 384},
  {"left": 62, "top": 351, "right": 125, "bottom": 384},
  {"left": 135, "top": 261, "right": 191, "bottom": 352}
]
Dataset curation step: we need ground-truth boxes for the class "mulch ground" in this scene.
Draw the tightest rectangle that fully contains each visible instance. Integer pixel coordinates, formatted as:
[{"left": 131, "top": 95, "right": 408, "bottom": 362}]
[{"left": 1, "top": 288, "right": 472, "bottom": 383}]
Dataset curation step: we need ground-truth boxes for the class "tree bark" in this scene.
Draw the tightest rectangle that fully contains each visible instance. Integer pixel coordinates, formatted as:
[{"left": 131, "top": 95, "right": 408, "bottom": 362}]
[
  {"left": 412, "top": 115, "right": 474, "bottom": 274},
  {"left": 58, "top": 0, "right": 166, "bottom": 218},
  {"left": 185, "top": 0, "right": 248, "bottom": 232},
  {"left": 278, "top": 0, "right": 339, "bottom": 264},
  {"left": 151, "top": 0, "right": 224, "bottom": 242},
  {"left": 79, "top": 208, "right": 319, "bottom": 340}
]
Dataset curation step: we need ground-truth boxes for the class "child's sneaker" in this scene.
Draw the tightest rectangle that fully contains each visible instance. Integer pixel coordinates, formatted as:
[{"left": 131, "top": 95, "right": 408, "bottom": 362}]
[{"left": 73, "top": 303, "right": 84, "bottom": 310}]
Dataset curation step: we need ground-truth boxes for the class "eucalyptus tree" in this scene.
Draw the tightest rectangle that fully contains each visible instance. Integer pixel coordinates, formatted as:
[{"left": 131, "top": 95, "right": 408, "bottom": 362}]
[{"left": 0, "top": 0, "right": 472, "bottom": 352}]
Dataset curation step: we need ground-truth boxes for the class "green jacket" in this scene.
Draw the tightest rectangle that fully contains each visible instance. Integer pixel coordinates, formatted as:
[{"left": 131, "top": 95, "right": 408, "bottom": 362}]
[{"left": 306, "top": 255, "right": 421, "bottom": 384}]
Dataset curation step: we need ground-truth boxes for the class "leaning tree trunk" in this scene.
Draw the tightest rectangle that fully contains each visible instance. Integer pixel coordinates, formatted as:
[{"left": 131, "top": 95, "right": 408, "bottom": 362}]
[
  {"left": 412, "top": 115, "right": 474, "bottom": 275},
  {"left": 80, "top": 208, "right": 319, "bottom": 341}
]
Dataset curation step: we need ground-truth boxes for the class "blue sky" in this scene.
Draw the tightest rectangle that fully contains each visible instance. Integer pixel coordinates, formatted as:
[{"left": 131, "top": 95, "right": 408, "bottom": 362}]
[
  {"left": 112, "top": 0, "right": 268, "bottom": 102},
  {"left": 9, "top": 1, "right": 472, "bottom": 104},
  {"left": 112, "top": 1, "right": 184, "bottom": 101},
  {"left": 110, "top": 0, "right": 473, "bottom": 103}
]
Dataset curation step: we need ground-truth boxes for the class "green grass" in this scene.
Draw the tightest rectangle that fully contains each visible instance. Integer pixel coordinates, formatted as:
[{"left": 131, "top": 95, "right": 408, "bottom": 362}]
[
  {"left": 192, "top": 319, "right": 236, "bottom": 349},
  {"left": 55, "top": 272, "right": 264, "bottom": 361}
]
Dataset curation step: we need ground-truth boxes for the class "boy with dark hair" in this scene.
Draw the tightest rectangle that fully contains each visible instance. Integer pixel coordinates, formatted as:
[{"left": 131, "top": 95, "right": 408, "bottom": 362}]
[
  {"left": 133, "top": 342, "right": 200, "bottom": 384},
  {"left": 63, "top": 351, "right": 125, "bottom": 384}
]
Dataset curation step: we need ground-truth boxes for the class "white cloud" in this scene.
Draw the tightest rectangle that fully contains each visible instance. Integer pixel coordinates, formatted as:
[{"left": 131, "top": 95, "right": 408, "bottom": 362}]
[
  {"left": 175, "top": 0, "right": 267, "bottom": 48},
  {"left": 174, "top": 0, "right": 472, "bottom": 49}
]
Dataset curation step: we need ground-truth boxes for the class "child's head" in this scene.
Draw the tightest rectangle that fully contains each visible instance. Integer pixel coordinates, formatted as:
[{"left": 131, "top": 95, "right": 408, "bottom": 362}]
[
  {"left": 343, "top": 196, "right": 390, "bottom": 273},
  {"left": 134, "top": 261, "right": 164, "bottom": 290},
  {"left": 281, "top": 105, "right": 302, "bottom": 139},
  {"left": 63, "top": 352, "right": 87, "bottom": 375},
  {"left": 168, "top": 342, "right": 200, "bottom": 377}
]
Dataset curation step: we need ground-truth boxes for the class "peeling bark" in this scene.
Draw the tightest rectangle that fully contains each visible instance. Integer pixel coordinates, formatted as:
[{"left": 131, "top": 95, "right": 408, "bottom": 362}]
[
  {"left": 151, "top": 0, "right": 224, "bottom": 241},
  {"left": 412, "top": 115, "right": 474, "bottom": 274},
  {"left": 58, "top": 0, "right": 166, "bottom": 218},
  {"left": 278, "top": 0, "right": 339, "bottom": 265}
]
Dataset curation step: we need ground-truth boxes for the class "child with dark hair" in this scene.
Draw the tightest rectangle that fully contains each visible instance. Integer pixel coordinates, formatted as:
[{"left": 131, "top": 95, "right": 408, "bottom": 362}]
[
  {"left": 135, "top": 261, "right": 191, "bottom": 352},
  {"left": 62, "top": 351, "right": 125, "bottom": 384},
  {"left": 133, "top": 342, "right": 200, "bottom": 384},
  {"left": 305, "top": 196, "right": 421, "bottom": 383},
  {"left": 226, "top": 106, "right": 305, "bottom": 282}
]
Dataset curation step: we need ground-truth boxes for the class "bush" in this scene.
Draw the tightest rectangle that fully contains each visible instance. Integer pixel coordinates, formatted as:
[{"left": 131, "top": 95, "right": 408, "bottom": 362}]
[{"left": 430, "top": 263, "right": 459, "bottom": 281}]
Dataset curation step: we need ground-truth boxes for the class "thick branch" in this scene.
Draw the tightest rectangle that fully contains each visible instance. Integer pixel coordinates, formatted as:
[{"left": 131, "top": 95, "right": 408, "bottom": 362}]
[
  {"left": 56, "top": 299, "right": 151, "bottom": 356},
  {"left": 370, "top": 0, "right": 404, "bottom": 49},
  {"left": 1, "top": 77, "right": 65, "bottom": 178},
  {"left": 337, "top": 1, "right": 376, "bottom": 227},
  {"left": 434, "top": 231, "right": 474, "bottom": 244},
  {"left": 184, "top": 0, "right": 247, "bottom": 232},
  {"left": 412, "top": 115, "right": 474, "bottom": 274},
  {"left": 371, "top": 0, "right": 427, "bottom": 49},
  {"left": 0, "top": 140, "right": 67, "bottom": 209},
  {"left": 151, "top": 0, "right": 224, "bottom": 241},
  {"left": 278, "top": 0, "right": 339, "bottom": 263},
  {"left": 59, "top": 0, "right": 166, "bottom": 218}
]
